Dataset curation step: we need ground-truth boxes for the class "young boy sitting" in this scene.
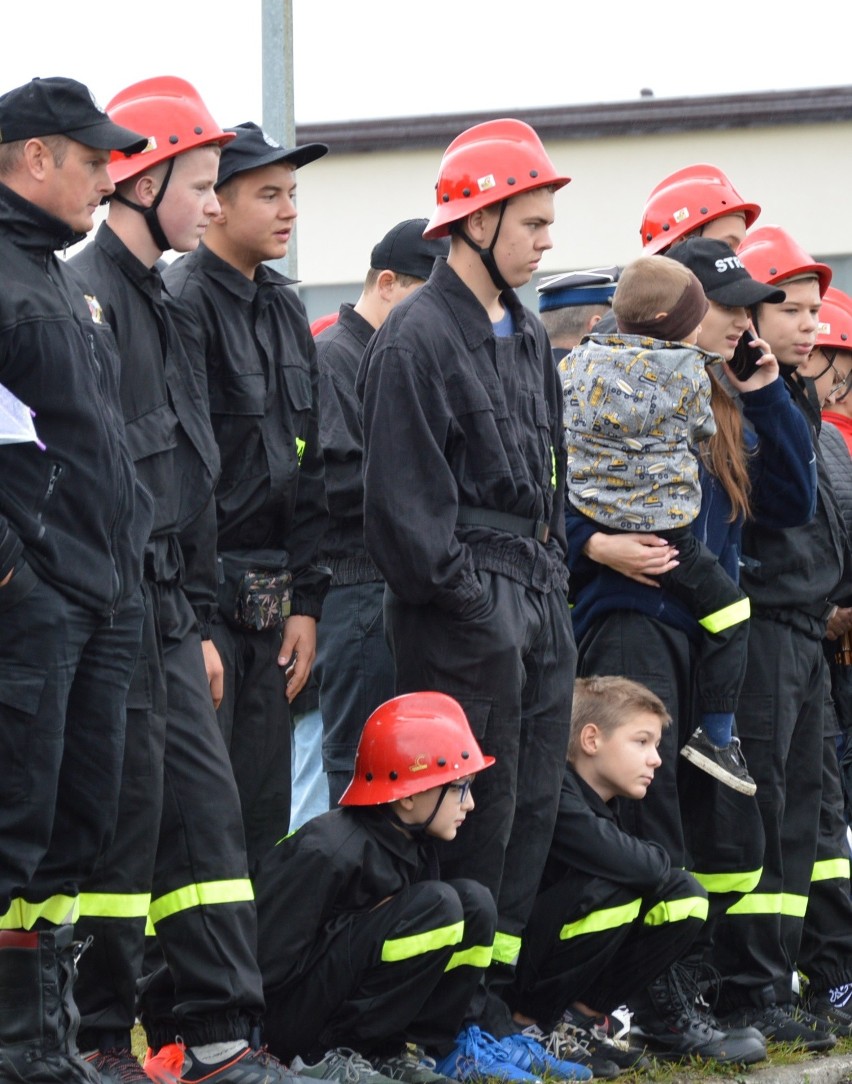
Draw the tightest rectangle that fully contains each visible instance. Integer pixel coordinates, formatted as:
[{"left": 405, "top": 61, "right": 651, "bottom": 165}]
[
  {"left": 508, "top": 676, "right": 766, "bottom": 1067},
  {"left": 253, "top": 692, "right": 591, "bottom": 1084},
  {"left": 563, "top": 257, "right": 753, "bottom": 794}
]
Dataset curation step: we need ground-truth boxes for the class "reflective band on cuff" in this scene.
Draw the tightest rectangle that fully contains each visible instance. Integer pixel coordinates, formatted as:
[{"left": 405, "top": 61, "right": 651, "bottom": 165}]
[
  {"left": 643, "top": 895, "right": 708, "bottom": 927},
  {"left": 693, "top": 868, "right": 763, "bottom": 895},
  {"left": 78, "top": 892, "right": 151, "bottom": 920},
  {"left": 492, "top": 931, "right": 523, "bottom": 966},
  {"left": 295, "top": 437, "right": 306, "bottom": 465},
  {"left": 559, "top": 900, "right": 642, "bottom": 941},
  {"left": 699, "top": 596, "right": 751, "bottom": 634},
  {"left": 381, "top": 920, "right": 463, "bottom": 963},
  {"left": 445, "top": 943, "right": 494, "bottom": 972},
  {"left": 812, "top": 858, "right": 851, "bottom": 883},
  {"left": 0, "top": 895, "right": 79, "bottom": 930},
  {"left": 726, "top": 891, "right": 808, "bottom": 918},
  {"left": 148, "top": 879, "right": 255, "bottom": 928}
]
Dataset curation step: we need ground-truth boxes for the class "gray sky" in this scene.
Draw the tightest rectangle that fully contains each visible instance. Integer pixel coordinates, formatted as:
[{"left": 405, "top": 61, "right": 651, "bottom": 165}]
[{"left": 3, "top": 0, "right": 847, "bottom": 128}]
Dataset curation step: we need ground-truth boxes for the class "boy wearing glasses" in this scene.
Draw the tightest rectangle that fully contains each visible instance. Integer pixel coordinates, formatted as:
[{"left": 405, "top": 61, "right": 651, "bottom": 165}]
[{"left": 253, "top": 693, "right": 589, "bottom": 1084}]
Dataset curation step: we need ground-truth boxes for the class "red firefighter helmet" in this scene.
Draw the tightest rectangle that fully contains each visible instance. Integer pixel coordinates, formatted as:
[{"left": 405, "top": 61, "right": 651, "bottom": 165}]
[
  {"left": 640, "top": 164, "right": 760, "bottom": 255},
  {"left": 106, "top": 76, "right": 234, "bottom": 184},
  {"left": 340, "top": 692, "right": 495, "bottom": 806},
  {"left": 737, "top": 225, "right": 832, "bottom": 298},
  {"left": 817, "top": 288, "right": 852, "bottom": 351},
  {"left": 423, "top": 118, "right": 570, "bottom": 240}
]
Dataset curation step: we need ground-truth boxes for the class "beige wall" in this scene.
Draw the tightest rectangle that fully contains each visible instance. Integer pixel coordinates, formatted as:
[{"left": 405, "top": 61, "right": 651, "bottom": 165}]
[{"left": 295, "top": 119, "right": 852, "bottom": 288}]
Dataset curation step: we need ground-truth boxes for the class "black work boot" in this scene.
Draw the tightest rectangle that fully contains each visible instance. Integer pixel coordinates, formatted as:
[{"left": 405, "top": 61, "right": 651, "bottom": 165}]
[
  {"left": 631, "top": 961, "right": 767, "bottom": 1065},
  {"left": 0, "top": 926, "right": 100, "bottom": 1084}
]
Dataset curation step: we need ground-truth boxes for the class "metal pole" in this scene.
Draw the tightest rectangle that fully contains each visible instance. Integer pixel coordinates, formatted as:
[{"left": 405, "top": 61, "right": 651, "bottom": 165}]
[{"left": 261, "top": 0, "right": 296, "bottom": 278}]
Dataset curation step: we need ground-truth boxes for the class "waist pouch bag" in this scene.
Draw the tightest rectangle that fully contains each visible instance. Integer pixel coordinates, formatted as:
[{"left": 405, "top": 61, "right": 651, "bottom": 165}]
[{"left": 219, "top": 550, "right": 292, "bottom": 632}]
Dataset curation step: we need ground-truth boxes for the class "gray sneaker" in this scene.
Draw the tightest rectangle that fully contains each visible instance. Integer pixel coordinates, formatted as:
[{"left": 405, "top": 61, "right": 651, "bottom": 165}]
[
  {"left": 290, "top": 1049, "right": 398, "bottom": 1084},
  {"left": 371, "top": 1045, "right": 453, "bottom": 1084}
]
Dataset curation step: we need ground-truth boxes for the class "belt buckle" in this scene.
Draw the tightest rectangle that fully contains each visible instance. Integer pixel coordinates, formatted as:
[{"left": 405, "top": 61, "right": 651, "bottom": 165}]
[{"left": 534, "top": 521, "right": 550, "bottom": 544}]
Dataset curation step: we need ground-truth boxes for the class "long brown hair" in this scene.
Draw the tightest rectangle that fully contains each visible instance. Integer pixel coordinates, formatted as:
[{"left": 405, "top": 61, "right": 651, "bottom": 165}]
[{"left": 698, "top": 369, "right": 751, "bottom": 522}]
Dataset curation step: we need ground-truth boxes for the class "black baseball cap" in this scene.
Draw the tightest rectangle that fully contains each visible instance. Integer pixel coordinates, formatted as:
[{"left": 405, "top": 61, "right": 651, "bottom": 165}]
[
  {"left": 370, "top": 219, "right": 449, "bottom": 281},
  {"left": 668, "top": 238, "right": 785, "bottom": 307},
  {"left": 537, "top": 266, "right": 620, "bottom": 312},
  {"left": 216, "top": 121, "right": 328, "bottom": 188},
  {"left": 0, "top": 76, "right": 147, "bottom": 153}
]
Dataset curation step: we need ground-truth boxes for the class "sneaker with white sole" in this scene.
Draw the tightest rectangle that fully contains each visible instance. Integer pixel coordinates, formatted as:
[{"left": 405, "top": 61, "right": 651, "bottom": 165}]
[
  {"left": 680, "top": 729, "right": 756, "bottom": 795},
  {"left": 498, "top": 1031, "right": 592, "bottom": 1082},
  {"left": 144, "top": 1042, "right": 301, "bottom": 1084},
  {"left": 290, "top": 1049, "right": 398, "bottom": 1084}
]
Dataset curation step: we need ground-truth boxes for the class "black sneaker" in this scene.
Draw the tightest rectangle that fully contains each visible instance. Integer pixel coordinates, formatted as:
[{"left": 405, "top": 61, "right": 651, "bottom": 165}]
[
  {"left": 803, "top": 989, "right": 852, "bottom": 1037},
  {"left": 632, "top": 964, "right": 766, "bottom": 1065},
  {"left": 720, "top": 1004, "right": 836, "bottom": 1052},
  {"left": 680, "top": 729, "right": 757, "bottom": 795},
  {"left": 557, "top": 1010, "right": 650, "bottom": 1072},
  {"left": 85, "top": 1049, "right": 150, "bottom": 1084},
  {"left": 145, "top": 1043, "right": 302, "bottom": 1084}
]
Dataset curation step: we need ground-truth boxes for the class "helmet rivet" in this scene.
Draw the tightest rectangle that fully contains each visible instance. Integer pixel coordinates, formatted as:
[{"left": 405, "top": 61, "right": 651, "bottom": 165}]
[
  {"left": 437, "top": 757, "right": 447, "bottom": 767},
  {"left": 194, "top": 126, "right": 203, "bottom": 135},
  {"left": 843, "top": 333, "right": 849, "bottom": 341},
  {"left": 462, "top": 188, "right": 471, "bottom": 197},
  {"left": 442, "top": 193, "right": 450, "bottom": 203},
  {"left": 699, "top": 206, "right": 709, "bottom": 215},
  {"left": 529, "top": 169, "right": 539, "bottom": 178},
  {"left": 645, "top": 233, "right": 653, "bottom": 242},
  {"left": 769, "top": 266, "right": 777, "bottom": 276},
  {"left": 507, "top": 177, "right": 516, "bottom": 185},
  {"left": 389, "top": 770, "right": 398, "bottom": 781},
  {"left": 365, "top": 772, "right": 373, "bottom": 782},
  {"left": 169, "top": 135, "right": 179, "bottom": 144},
  {"left": 662, "top": 223, "right": 670, "bottom": 231},
  {"left": 461, "top": 750, "right": 470, "bottom": 759}
]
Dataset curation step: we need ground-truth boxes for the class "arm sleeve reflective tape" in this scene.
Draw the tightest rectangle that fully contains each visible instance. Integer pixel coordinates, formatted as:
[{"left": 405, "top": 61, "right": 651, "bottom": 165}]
[
  {"left": 560, "top": 900, "right": 642, "bottom": 941},
  {"left": 78, "top": 892, "right": 151, "bottom": 919},
  {"left": 692, "top": 867, "right": 763, "bottom": 895},
  {"left": 811, "top": 858, "right": 851, "bottom": 883},
  {"left": 643, "top": 895, "right": 708, "bottom": 927},
  {"left": 0, "top": 895, "right": 79, "bottom": 930},
  {"left": 492, "top": 931, "right": 523, "bottom": 966},
  {"left": 148, "top": 879, "right": 255, "bottom": 928},
  {"left": 698, "top": 597, "right": 750, "bottom": 634},
  {"left": 381, "top": 920, "right": 464, "bottom": 963},
  {"left": 726, "top": 891, "right": 808, "bottom": 918},
  {"left": 445, "top": 942, "right": 494, "bottom": 972}
]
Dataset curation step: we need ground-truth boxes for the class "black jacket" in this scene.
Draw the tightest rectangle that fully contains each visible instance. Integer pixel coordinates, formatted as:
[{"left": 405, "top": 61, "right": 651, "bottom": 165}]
[
  {"left": 315, "top": 302, "right": 381, "bottom": 583},
  {"left": 358, "top": 258, "right": 569, "bottom": 615},
  {"left": 542, "top": 764, "right": 672, "bottom": 896},
  {"left": 0, "top": 183, "right": 151, "bottom": 613},
  {"left": 254, "top": 806, "right": 432, "bottom": 992},
  {"left": 741, "top": 369, "right": 848, "bottom": 635},
  {"left": 71, "top": 224, "right": 221, "bottom": 633},
  {"left": 163, "top": 244, "right": 329, "bottom": 619}
]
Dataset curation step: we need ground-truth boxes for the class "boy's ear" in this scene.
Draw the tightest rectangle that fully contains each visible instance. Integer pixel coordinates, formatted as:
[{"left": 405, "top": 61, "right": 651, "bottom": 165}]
[
  {"left": 579, "top": 722, "right": 602, "bottom": 756},
  {"left": 395, "top": 795, "right": 416, "bottom": 812}
]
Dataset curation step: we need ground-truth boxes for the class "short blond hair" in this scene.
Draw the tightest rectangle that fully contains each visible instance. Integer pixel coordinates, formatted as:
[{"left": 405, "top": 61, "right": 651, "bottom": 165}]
[
  {"left": 613, "top": 255, "right": 694, "bottom": 327},
  {"left": 568, "top": 675, "right": 671, "bottom": 762}
]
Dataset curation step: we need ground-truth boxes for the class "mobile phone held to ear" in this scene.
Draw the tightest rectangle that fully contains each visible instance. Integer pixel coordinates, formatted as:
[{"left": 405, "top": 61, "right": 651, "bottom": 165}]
[{"left": 728, "top": 329, "right": 762, "bottom": 381}]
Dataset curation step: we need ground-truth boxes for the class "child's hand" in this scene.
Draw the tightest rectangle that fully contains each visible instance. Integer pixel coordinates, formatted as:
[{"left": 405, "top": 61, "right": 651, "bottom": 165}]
[{"left": 583, "top": 532, "right": 679, "bottom": 586}]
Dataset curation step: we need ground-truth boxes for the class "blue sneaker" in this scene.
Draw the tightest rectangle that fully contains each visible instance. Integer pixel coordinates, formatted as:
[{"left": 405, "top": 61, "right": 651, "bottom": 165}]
[
  {"left": 433, "top": 1026, "right": 542, "bottom": 1083},
  {"left": 500, "top": 1030, "right": 592, "bottom": 1082}
]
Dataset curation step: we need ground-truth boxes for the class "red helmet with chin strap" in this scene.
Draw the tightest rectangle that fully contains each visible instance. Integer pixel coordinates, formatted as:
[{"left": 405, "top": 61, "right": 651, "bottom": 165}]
[
  {"left": 817, "top": 288, "right": 852, "bottom": 351},
  {"left": 339, "top": 692, "right": 495, "bottom": 807},
  {"left": 106, "top": 75, "right": 234, "bottom": 184},
  {"left": 640, "top": 164, "right": 760, "bottom": 255},
  {"left": 423, "top": 118, "right": 570, "bottom": 241},
  {"left": 737, "top": 225, "right": 832, "bottom": 297}
]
